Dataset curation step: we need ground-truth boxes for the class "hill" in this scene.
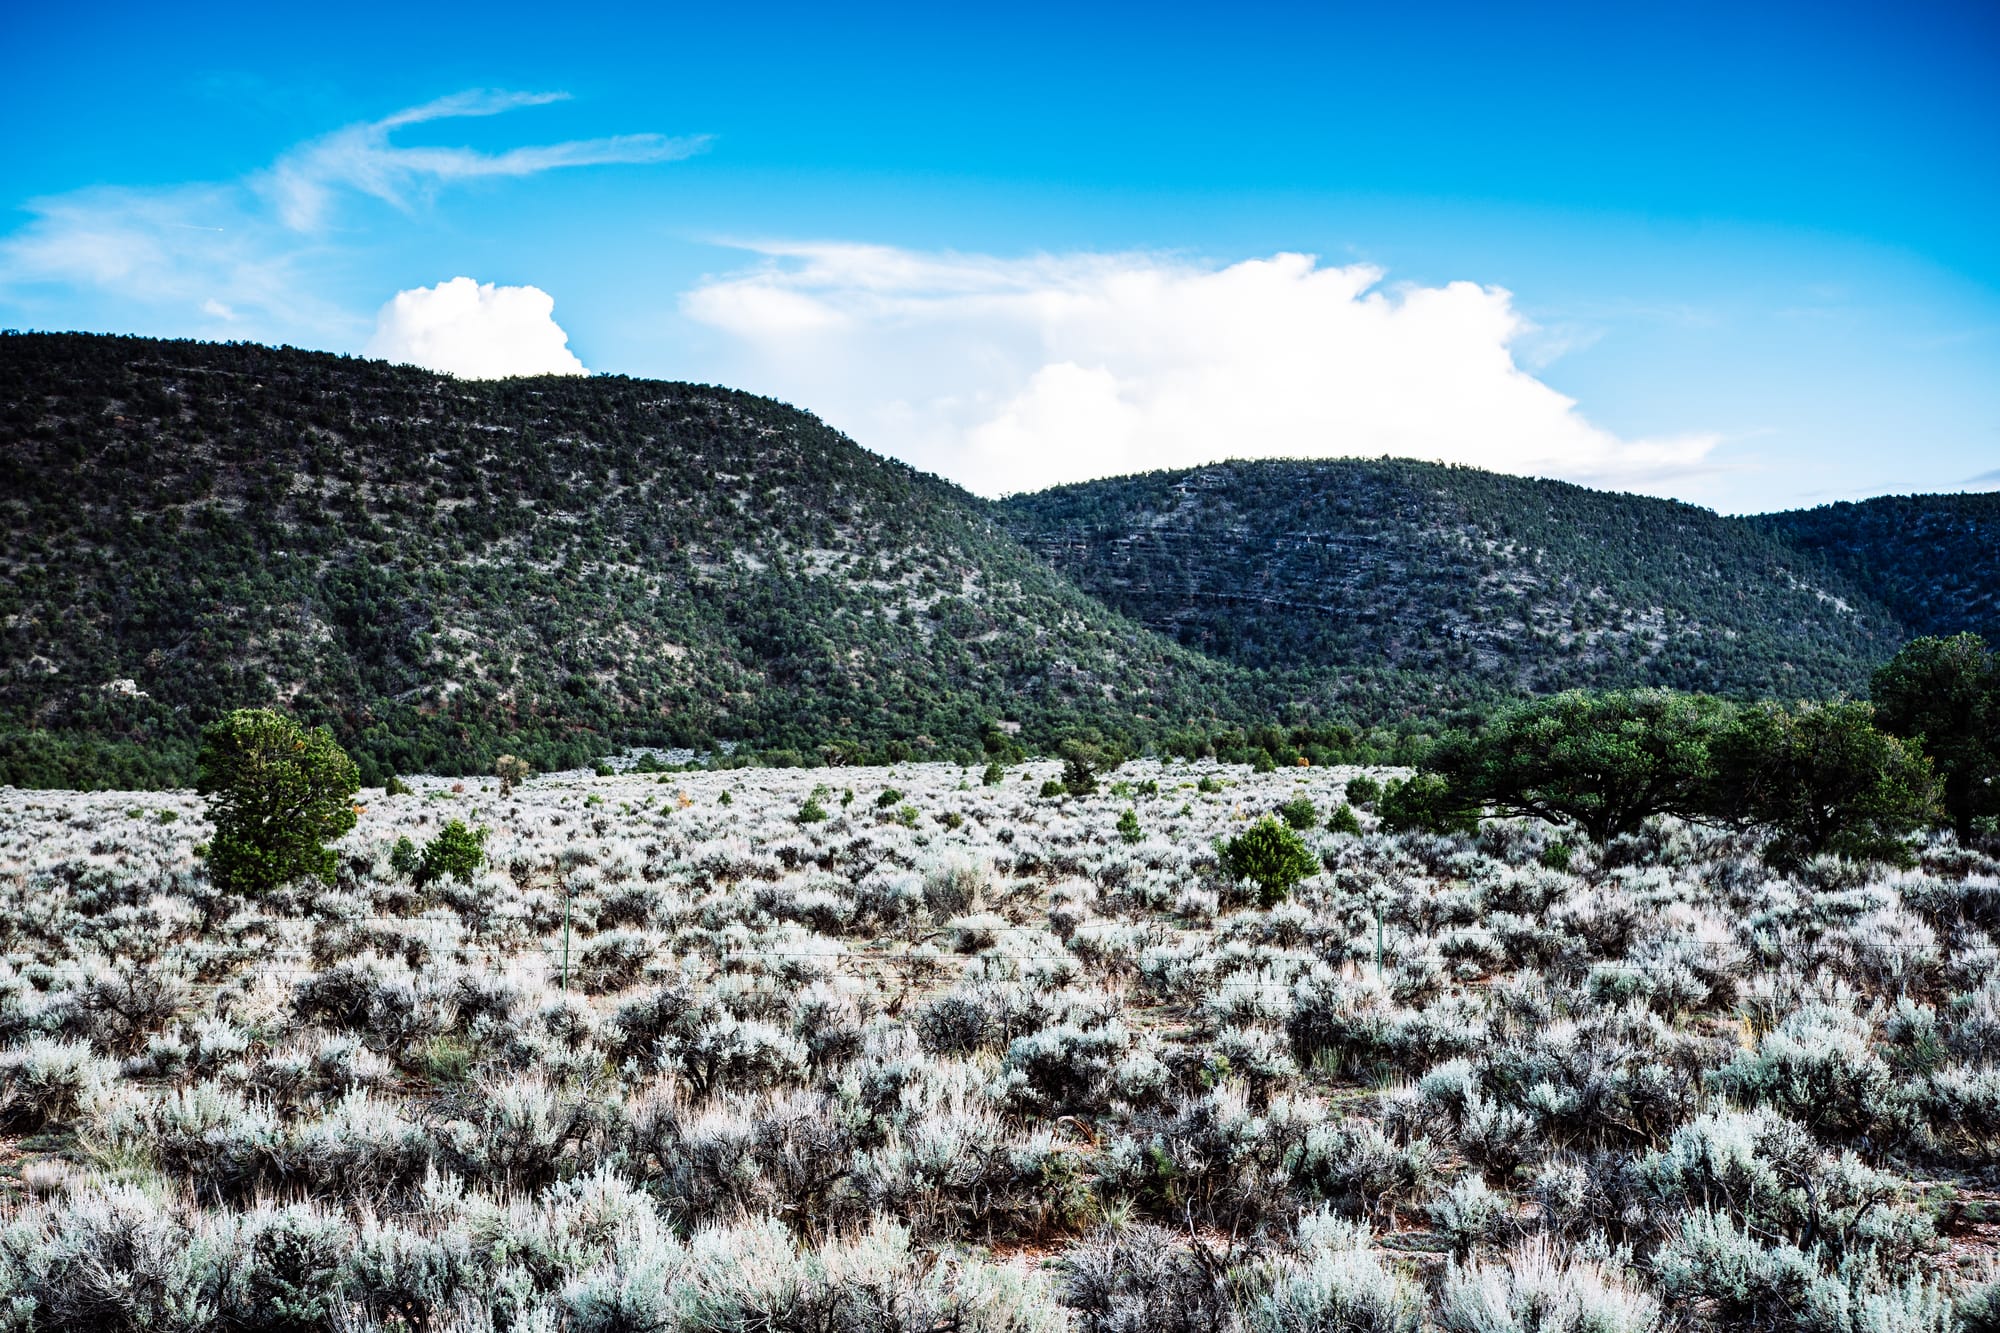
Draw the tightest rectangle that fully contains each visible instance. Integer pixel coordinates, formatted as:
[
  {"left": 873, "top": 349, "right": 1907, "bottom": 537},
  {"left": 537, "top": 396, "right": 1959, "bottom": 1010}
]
[
  {"left": 10, "top": 333, "right": 1987, "bottom": 790},
  {"left": 997, "top": 458, "right": 1911, "bottom": 698},
  {"left": 2, "top": 333, "right": 1350, "bottom": 787},
  {"left": 1751, "top": 491, "right": 2000, "bottom": 642}
]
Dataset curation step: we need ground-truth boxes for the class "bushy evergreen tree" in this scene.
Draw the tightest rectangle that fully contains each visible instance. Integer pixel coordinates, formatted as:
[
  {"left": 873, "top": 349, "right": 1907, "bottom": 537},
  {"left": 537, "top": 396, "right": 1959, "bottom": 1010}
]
[
  {"left": 1278, "top": 795, "right": 1319, "bottom": 830},
  {"left": 1709, "top": 699, "right": 1936, "bottom": 866},
  {"left": 415, "top": 820, "right": 487, "bottom": 887},
  {"left": 1871, "top": 633, "right": 1999, "bottom": 840},
  {"left": 1377, "top": 772, "right": 1479, "bottom": 836},
  {"left": 1222, "top": 817, "right": 1319, "bottom": 906},
  {"left": 1424, "top": 689, "right": 1730, "bottom": 841},
  {"left": 196, "top": 708, "right": 359, "bottom": 895}
]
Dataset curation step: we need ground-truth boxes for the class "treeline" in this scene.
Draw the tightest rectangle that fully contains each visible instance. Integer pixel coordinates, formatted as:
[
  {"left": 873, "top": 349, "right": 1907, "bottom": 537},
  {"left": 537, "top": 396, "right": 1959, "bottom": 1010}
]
[
  {"left": 1154, "top": 719, "right": 1442, "bottom": 769},
  {"left": 1380, "top": 633, "right": 2000, "bottom": 863},
  {"left": 716, "top": 713, "right": 1446, "bottom": 780},
  {"left": 0, "top": 697, "right": 1450, "bottom": 791}
]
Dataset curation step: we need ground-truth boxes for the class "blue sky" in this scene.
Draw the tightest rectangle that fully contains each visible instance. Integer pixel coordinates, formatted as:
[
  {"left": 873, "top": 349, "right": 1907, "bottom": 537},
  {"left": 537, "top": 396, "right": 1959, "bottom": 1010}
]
[{"left": 4, "top": 0, "right": 1996, "bottom": 511}]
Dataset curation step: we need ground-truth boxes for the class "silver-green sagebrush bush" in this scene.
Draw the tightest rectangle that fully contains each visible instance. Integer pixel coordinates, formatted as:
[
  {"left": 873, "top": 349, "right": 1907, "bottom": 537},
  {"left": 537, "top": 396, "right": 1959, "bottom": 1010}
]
[
  {"left": 1440, "top": 1238, "right": 1660, "bottom": 1333},
  {"left": 0, "top": 756, "right": 1996, "bottom": 1327},
  {"left": 1243, "top": 1212, "right": 1420, "bottom": 1333}
]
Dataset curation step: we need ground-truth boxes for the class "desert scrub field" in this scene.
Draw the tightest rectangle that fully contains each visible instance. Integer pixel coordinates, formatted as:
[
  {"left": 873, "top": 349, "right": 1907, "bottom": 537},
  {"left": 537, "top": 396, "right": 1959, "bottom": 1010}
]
[{"left": 0, "top": 758, "right": 1997, "bottom": 1331}]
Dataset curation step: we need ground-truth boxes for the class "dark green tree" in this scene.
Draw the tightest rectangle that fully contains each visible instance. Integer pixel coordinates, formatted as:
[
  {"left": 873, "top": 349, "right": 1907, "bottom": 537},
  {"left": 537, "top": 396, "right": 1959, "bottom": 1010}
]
[
  {"left": 1424, "top": 689, "right": 1733, "bottom": 842},
  {"left": 1710, "top": 699, "right": 1937, "bottom": 866},
  {"left": 1871, "top": 634, "right": 1999, "bottom": 840},
  {"left": 1221, "top": 817, "right": 1320, "bottom": 906},
  {"left": 1377, "top": 771, "right": 1479, "bottom": 835},
  {"left": 415, "top": 819, "right": 488, "bottom": 887},
  {"left": 196, "top": 708, "right": 359, "bottom": 895},
  {"left": 1278, "top": 795, "right": 1319, "bottom": 830},
  {"left": 1062, "top": 755, "right": 1099, "bottom": 797},
  {"left": 1117, "top": 807, "right": 1143, "bottom": 844}
]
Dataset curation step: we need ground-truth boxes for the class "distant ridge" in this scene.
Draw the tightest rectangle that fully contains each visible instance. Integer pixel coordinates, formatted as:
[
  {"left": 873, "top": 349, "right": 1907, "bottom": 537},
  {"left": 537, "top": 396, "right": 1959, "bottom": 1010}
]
[
  {"left": 1751, "top": 491, "right": 2000, "bottom": 642},
  {"left": 996, "top": 458, "right": 1936, "bottom": 698}
]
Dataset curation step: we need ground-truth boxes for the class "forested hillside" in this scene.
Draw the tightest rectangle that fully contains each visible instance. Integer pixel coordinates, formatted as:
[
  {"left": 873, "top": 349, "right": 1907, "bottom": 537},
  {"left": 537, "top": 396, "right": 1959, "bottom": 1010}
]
[
  {"left": 998, "top": 459, "right": 1909, "bottom": 698},
  {"left": 1753, "top": 491, "right": 2000, "bottom": 642},
  {"left": 7, "top": 333, "right": 1991, "bottom": 790},
  {"left": 1, "top": 334, "right": 1370, "bottom": 786}
]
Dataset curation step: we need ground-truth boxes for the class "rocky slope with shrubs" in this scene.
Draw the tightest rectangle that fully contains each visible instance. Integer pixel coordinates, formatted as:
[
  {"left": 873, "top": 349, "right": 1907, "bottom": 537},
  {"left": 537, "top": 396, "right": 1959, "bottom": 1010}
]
[
  {"left": 1753, "top": 490, "right": 2000, "bottom": 644},
  {"left": 1, "top": 332, "right": 1308, "bottom": 789},
  {"left": 998, "top": 459, "right": 1929, "bottom": 698},
  {"left": 0, "top": 757, "right": 1996, "bottom": 1328}
]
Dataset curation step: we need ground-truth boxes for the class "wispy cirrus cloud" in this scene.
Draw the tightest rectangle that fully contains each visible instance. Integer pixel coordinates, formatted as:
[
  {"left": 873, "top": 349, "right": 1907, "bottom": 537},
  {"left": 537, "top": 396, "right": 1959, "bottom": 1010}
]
[
  {"left": 1, "top": 182, "right": 357, "bottom": 339},
  {"left": 684, "top": 241, "right": 1723, "bottom": 497},
  {"left": 0, "top": 91, "right": 704, "bottom": 340},
  {"left": 263, "top": 89, "right": 707, "bottom": 231}
]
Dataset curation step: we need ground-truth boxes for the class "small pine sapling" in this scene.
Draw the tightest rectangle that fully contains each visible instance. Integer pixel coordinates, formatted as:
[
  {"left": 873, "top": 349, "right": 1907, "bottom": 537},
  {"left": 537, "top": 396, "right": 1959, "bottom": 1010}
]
[
  {"left": 415, "top": 820, "right": 487, "bottom": 887},
  {"left": 1223, "top": 817, "right": 1320, "bottom": 906}
]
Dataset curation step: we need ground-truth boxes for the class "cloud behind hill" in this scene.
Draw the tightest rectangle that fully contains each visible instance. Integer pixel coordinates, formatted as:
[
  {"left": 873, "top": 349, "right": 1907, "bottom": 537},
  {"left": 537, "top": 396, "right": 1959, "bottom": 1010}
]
[
  {"left": 684, "top": 242, "right": 1721, "bottom": 496},
  {"left": 366, "top": 277, "right": 587, "bottom": 379}
]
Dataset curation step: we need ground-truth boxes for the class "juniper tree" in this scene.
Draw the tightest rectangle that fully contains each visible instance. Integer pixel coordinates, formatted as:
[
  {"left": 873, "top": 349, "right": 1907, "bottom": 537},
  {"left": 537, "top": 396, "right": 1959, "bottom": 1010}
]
[
  {"left": 1872, "top": 633, "right": 1999, "bottom": 840},
  {"left": 1709, "top": 698, "right": 1936, "bottom": 866},
  {"left": 196, "top": 708, "right": 359, "bottom": 896},
  {"left": 1222, "top": 817, "right": 1319, "bottom": 906},
  {"left": 1423, "top": 689, "right": 1731, "bottom": 842},
  {"left": 415, "top": 819, "right": 487, "bottom": 887}
]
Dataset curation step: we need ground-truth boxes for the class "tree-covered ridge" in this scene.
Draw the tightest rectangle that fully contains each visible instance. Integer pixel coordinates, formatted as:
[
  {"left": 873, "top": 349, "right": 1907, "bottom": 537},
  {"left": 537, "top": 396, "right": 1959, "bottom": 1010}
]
[
  {"left": 2, "top": 333, "right": 1359, "bottom": 785},
  {"left": 998, "top": 458, "right": 1906, "bottom": 697},
  {"left": 13, "top": 332, "right": 1988, "bottom": 792},
  {"left": 1752, "top": 490, "right": 2000, "bottom": 642}
]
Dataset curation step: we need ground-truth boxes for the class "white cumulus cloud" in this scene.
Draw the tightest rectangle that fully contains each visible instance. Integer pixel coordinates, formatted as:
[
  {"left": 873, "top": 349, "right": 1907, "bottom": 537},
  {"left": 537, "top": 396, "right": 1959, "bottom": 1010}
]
[
  {"left": 366, "top": 277, "right": 587, "bottom": 379},
  {"left": 683, "top": 243, "right": 1719, "bottom": 496}
]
